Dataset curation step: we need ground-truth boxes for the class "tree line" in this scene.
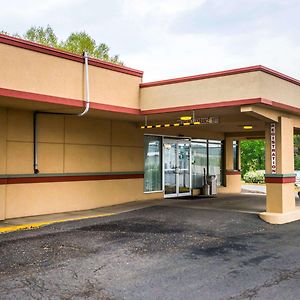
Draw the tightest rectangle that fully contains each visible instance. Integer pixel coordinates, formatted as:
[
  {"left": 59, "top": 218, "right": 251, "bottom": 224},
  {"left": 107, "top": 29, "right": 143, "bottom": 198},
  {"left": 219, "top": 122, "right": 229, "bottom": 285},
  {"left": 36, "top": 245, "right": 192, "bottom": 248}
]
[
  {"left": 240, "top": 135, "right": 300, "bottom": 176},
  {"left": 1, "top": 25, "right": 123, "bottom": 65}
]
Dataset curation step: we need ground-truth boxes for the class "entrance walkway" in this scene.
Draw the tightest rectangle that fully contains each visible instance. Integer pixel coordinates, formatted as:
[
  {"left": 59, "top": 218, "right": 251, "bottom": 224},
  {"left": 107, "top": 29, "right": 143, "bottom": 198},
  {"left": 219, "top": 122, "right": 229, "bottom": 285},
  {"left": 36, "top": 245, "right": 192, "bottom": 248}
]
[
  {"left": 162, "top": 194, "right": 267, "bottom": 214},
  {"left": 1, "top": 194, "right": 299, "bottom": 234},
  {"left": 162, "top": 193, "right": 300, "bottom": 215}
]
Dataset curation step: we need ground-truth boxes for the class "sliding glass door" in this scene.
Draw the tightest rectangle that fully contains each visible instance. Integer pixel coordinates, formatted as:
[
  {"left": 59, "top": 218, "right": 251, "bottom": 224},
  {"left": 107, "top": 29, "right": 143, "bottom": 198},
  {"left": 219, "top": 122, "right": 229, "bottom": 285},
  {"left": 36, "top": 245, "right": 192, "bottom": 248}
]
[{"left": 164, "top": 138, "right": 191, "bottom": 198}]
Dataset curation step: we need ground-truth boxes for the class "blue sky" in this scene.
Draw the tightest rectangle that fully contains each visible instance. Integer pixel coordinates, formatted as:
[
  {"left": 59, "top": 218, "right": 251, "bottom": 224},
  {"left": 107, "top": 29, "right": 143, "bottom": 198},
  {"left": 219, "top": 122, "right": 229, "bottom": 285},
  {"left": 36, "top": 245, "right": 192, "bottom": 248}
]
[{"left": 1, "top": 0, "right": 300, "bottom": 81}]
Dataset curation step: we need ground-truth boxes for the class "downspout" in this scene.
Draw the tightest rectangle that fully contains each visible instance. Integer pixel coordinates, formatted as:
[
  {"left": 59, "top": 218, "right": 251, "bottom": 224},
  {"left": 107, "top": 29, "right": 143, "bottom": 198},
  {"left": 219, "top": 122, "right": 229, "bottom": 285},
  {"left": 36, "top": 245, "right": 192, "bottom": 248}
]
[
  {"left": 33, "top": 111, "right": 39, "bottom": 174},
  {"left": 33, "top": 51, "right": 90, "bottom": 174},
  {"left": 78, "top": 51, "right": 90, "bottom": 116}
]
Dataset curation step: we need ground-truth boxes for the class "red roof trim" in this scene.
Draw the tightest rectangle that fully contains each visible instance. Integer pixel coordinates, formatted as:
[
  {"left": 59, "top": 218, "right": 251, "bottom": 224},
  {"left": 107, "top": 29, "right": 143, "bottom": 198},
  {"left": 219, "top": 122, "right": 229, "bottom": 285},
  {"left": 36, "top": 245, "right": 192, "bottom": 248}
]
[
  {"left": 265, "top": 177, "right": 296, "bottom": 184},
  {"left": 141, "top": 98, "right": 263, "bottom": 114},
  {"left": 0, "top": 34, "right": 143, "bottom": 78},
  {"left": 226, "top": 170, "right": 241, "bottom": 175},
  {"left": 140, "top": 65, "right": 300, "bottom": 88},
  {"left": 1, "top": 87, "right": 300, "bottom": 116},
  {"left": 0, "top": 173, "right": 144, "bottom": 185},
  {"left": 0, "top": 87, "right": 140, "bottom": 115},
  {"left": 263, "top": 98, "right": 300, "bottom": 114}
]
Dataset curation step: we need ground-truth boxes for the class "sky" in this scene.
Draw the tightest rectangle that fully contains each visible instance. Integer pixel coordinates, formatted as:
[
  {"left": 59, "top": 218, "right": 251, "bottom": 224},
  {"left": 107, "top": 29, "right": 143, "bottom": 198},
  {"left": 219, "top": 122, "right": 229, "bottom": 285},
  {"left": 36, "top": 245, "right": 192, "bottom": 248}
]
[{"left": 1, "top": 0, "right": 300, "bottom": 82}]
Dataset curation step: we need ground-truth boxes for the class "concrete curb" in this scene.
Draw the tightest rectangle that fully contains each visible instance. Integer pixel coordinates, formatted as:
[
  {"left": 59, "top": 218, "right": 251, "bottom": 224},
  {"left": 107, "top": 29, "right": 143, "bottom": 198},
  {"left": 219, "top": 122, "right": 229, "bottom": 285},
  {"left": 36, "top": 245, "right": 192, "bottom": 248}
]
[{"left": 0, "top": 213, "right": 115, "bottom": 234}]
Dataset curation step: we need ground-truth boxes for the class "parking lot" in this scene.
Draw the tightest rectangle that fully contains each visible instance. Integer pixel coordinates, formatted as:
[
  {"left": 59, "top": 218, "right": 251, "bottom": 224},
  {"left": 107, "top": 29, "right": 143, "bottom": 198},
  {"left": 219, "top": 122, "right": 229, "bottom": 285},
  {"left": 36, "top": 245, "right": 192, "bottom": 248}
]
[{"left": 1, "top": 194, "right": 300, "bottom": 299}]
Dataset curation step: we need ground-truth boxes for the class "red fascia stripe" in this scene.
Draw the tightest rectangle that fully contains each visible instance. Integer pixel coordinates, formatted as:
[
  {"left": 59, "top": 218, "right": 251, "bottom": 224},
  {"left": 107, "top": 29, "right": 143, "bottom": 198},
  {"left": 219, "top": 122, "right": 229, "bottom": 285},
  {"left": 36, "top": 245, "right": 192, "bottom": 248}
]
[
  {"left": 262, "top": 99, "right": 300, "bottom": 115},
  {"left": 140, "top": 65, "right": 300, "bottom": 88},
  {"left": 0, "top": 87, "right": 141, "bottom": 115},
  {"left": 226, "top": 171, "right": 241, "bottom": 175},
  {"left": 141, "top": 98, "right": 263, "bottom": 115},
  {"left": 0, "top": 34, "right": 143, "bottom": 78},
  {"left": 1, "top": 87, "right": 300, "bottom": 116},
  {"left": 0, "top": 173, "right": 144, "bottom": 185},
  {"left": 265, "top": 177, "right": 296, "bottom": 184}
]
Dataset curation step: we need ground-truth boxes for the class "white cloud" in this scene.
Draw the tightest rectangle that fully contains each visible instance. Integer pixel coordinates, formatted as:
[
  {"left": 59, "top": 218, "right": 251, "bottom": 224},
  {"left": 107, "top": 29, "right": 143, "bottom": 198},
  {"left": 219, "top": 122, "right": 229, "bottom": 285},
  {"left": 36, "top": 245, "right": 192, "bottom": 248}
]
[
  {"left": 121, "top": 0, "right": 204, "bottom": 16},
  {"left": 1, "top": 0, "right": 300, "bottom": 82}
]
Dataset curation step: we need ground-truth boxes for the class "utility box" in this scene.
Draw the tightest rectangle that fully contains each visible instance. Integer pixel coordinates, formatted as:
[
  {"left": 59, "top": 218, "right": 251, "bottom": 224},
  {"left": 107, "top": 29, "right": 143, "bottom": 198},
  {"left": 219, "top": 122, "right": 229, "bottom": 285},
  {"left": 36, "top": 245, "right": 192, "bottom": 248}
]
[{"left": 207, "top": 175, "right": 217, "bottom": 195}]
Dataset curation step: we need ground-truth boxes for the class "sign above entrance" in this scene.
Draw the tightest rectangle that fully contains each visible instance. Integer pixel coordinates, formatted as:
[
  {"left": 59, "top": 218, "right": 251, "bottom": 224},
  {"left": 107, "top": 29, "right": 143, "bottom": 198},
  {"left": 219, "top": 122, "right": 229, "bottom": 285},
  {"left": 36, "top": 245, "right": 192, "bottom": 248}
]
[
  {"left": 270, "top": 123, "right": 277, "bottom": 174},
  {"left": 140, "top": 116, "right": 219, "bottom": 129}
]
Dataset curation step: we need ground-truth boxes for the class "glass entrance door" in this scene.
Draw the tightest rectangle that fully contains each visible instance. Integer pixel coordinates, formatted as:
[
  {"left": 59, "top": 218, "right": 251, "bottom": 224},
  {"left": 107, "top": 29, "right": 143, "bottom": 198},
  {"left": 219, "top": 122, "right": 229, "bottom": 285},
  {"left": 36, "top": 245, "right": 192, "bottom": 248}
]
[{"left": 163, "top": 138, "right": 191, "bottom": 198}]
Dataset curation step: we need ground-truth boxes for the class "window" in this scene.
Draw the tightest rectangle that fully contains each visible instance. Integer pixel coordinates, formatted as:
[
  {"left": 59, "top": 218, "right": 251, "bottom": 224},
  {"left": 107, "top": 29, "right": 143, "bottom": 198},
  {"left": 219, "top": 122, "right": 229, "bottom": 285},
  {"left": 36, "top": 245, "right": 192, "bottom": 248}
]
[
  {"left": 144, "top": 135, "right": 162, "bottom": 192},
  {"left": 191, "top": 139, "right": 224, "bottom": 187},
  {"left": 191, "top": 141, "right": 208, "bottom": 189},
  {"left": 233, "top": 141, "right": 239, "bottom": 170},
  {"left": 208, "top": 140, "right": 224, "bottom": 186}
]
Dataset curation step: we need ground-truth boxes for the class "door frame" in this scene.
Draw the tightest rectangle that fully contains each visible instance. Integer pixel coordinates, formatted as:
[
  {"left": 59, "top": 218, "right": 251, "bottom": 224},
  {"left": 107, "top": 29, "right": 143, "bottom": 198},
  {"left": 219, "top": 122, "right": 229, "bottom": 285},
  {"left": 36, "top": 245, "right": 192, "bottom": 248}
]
[{"left": 163, "top": 137, "right": 192, "bottom": 198}]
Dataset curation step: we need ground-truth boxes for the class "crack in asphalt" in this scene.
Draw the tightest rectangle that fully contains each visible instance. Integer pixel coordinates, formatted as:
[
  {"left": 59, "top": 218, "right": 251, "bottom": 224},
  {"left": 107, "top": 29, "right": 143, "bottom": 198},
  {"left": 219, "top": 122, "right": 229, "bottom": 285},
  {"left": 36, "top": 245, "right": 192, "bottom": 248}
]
[{"left": 227, "top": 267, "right": 300, "bottom": 300}]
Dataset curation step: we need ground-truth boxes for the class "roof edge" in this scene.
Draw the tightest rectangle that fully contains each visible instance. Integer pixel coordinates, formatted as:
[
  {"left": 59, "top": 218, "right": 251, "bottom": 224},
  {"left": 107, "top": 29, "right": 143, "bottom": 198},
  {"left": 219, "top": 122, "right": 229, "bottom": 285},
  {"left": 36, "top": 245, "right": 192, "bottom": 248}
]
[
  {"left": 1, "top": 87, "right": 299, "bottom": 116},
  {"left": 0, "top": 34, "right": 144, "bottom": 78},
  {"left": 140, "top": 65, "right": 300, "bottom": 88}
]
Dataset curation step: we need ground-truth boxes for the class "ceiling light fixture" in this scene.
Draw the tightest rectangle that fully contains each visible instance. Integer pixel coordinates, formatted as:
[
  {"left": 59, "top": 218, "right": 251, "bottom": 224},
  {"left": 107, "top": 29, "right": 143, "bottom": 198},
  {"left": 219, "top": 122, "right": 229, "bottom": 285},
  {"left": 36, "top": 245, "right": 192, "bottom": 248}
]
[{"left": 180, "top": 116, "right": 192, "bottom": 121}]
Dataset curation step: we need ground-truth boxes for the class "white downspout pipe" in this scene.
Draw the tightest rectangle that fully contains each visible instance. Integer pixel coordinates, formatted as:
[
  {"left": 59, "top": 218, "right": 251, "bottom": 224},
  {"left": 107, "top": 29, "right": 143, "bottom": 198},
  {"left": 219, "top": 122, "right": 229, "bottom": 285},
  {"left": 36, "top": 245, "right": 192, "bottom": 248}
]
[
  {"left": 78, "top": 51, "right": 90, "bottom": 116},
  {"left": 33, "top": 51, "right": 91, "bottom": 173}
]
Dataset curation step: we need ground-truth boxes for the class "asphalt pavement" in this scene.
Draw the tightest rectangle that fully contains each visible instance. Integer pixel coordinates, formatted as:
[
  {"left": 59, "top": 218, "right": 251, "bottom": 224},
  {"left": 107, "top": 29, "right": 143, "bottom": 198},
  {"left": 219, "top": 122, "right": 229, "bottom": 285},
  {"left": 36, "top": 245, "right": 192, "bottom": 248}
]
[{"left": 1, "top": 195, "right": 300, "bottom": 299}]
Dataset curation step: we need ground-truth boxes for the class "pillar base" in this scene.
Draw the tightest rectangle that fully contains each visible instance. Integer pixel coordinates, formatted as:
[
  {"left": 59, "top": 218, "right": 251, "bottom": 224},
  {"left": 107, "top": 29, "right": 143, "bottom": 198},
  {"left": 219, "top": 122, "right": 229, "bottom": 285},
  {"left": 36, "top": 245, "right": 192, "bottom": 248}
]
[
  {"left": 220, "top": 171, "right": 241, "bottom": 193},
  {"left": 259, "top": 207, "right": 300, "bottom": 224}
]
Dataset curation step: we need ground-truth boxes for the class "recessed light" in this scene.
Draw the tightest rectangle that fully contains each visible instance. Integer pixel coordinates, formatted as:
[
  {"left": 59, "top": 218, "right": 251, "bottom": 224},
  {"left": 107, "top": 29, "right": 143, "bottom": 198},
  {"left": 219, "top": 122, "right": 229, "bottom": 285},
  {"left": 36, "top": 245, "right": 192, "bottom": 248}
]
[
  {"left": 180, "top": 116, "right": 192, "bottom": 121},
  {"left": 243, "top": 125, "right": 253, "bottom": 130}
]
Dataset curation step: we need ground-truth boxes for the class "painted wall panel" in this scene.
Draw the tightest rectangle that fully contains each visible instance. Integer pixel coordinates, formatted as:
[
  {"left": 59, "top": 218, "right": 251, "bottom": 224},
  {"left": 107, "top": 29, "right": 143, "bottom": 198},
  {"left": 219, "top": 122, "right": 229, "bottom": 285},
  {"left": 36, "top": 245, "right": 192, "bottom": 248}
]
[
  {"left": 112, "top": 120, "right": 143, "bottom": 147},
  {"left": 111, "top": 146, "right": 144, "bottom": 172},
  {"left": 0, "top": 43, "right": 141, "bottom": 109},
  {"left": 65, "top": 116, "right": 111, "bottom": 145},
  {"left": 38, "top": 143, "right": 64, "bottom": 173},
  {"left": 5, "top": 179, "right": 163, "bottom": 219},
  {"left": 7, "top": 109, "right": 32, "bottom": 142},
  {"left": 38, "top": 114, "right": 64, "bottom": 143},
  {"left": 64, "top": 144, "right": 111, "bottom": 173},
  {"left": 6, "top": 141, "right": 33, "bottom": 174},
  {"left": 140, "top": 72, "right": 262, "bottom": 111},
  {"left": 0, "top": 185, "right": 5, "bottom": 220},
  {"left": 0, "top": 108, "right": 7, "bottom": 173}
]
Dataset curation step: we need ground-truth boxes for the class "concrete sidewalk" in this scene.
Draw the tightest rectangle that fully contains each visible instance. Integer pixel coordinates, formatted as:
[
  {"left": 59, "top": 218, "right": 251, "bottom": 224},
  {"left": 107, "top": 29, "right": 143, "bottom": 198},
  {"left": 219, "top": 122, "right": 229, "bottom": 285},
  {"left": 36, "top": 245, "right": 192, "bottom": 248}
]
[
  {"left": 2, "top": 193, "right": 298, "bottom": 234},
  {"left": 0, "top": 199, "right": 162, "bottom": 234}
]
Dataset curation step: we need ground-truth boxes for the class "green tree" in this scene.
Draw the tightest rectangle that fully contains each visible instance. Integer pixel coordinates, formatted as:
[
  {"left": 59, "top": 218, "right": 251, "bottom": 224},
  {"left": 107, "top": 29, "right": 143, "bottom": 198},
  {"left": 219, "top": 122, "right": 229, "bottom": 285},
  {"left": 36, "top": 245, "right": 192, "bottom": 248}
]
[
  {"left": 1, "top": 25, "right": 123, "bottom": 65},
  {"left": 295, "top": 135, "right": 300, "bottom": 170},
  {"left": 61, "top": 31, "right": 123, "bottom": 64},
  {"left": 24, "top": 25, "right": 58, "bottom": 48},
  {"left": 240, "top": 140, "right": 265, "bottom": 177},
  {"left": 240, "top": 135, "right": 300, "bottom": 176}
]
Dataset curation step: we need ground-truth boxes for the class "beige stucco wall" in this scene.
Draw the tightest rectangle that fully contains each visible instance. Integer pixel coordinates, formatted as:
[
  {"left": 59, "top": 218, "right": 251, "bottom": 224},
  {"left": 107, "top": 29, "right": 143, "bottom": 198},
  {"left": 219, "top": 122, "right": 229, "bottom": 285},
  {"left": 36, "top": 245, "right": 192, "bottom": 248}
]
[
  {"left": 140, "top": 71, "right": 262, "bottom": 111},
  {"left": 218, "top": 175, "right": 241, "bottom": 194},
  {"left": 0, "top": 107, "right": 6, "bottom": 219},
  {"left": 266, "top": 183, "right": 295, "bottom": 213},
  {"left": 5, "top": 179, "right": 162, "bottom": 219},
  {"left": 0, "top": 43, "right": 141, "bottom": 109},
  {"left": 264, "top": 117, "right": 296, "bottom": 215},
  {"left": 259, "top": 72, "right": 300, "bottom": 109},
  {"left": 0, "top": 107, "right": 7, "bottom": 174},
  {"left": 140, "top": 71, "right": 300, "bottom": 112},
  {"left": 3, "top": 109, "right": 145, "bottom": 175},
  {"left": 0, "top": 108, "right": 151, "bottom": 219},
  {"left": 0, "top": 107, "right": 230, "bottom": 219}
]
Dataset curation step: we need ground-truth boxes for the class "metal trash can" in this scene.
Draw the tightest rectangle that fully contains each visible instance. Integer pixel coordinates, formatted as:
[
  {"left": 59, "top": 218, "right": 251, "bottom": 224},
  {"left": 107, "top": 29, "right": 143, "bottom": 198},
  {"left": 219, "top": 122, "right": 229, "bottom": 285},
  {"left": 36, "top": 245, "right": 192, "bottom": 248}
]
[
  {"left": 207, "top": 175, "right": 217, "bottom": 195},
  {"left": 202, "top": 184, "right": 210, "bottom": 196}
]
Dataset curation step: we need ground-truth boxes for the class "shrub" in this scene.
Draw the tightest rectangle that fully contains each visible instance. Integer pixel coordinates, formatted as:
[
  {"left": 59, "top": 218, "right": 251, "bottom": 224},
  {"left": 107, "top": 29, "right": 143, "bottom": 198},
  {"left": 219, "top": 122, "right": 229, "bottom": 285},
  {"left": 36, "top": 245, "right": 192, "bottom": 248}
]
[{"left": 243, "top": 170, "right": 265, "bottom": 184}]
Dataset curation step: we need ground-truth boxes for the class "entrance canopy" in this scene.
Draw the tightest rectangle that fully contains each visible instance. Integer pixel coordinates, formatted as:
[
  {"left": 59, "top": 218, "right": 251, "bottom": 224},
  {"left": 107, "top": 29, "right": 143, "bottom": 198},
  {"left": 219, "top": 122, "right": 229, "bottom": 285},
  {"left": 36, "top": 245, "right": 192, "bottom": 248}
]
[{"left": 1, "top": 34, "right": 300, "bottom": 224}]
